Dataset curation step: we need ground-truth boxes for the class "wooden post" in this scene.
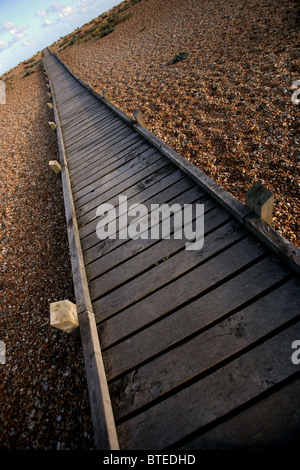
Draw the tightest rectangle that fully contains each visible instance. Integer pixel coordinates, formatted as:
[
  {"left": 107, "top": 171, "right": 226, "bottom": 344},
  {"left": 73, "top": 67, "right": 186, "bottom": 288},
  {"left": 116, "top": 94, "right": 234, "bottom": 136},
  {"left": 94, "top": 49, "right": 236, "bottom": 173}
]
[
  {"left": 48, "top": 121, "right": 56, "bottom": 131},
  {"left": 133, "top": 109, "right": 147, "bottom": 128},
  {"left": 245, "top": 182, "right": 274, "bottom": 226},
  {"left": 50, "top": 300, "right": 79, "bottom": 334},
  {"left": 49, "top": 160, "right": 61, "bottom": 174},
  {"left": 102, "top": 89, "right": 110, "bottom": 101}
]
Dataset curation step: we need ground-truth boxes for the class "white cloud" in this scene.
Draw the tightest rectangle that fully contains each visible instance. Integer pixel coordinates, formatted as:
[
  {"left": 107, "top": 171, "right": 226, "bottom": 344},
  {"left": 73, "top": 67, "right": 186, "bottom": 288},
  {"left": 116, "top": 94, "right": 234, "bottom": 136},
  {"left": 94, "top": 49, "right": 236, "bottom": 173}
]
[
  {"left": 0, "top": 21, "right": 15, "bottom": 35},
  {"left": 23, "top": 40, "right": 36, "bottom": 48},
  {"left": 0, "top": 22, "right": 28, "bottom": 42},
  {"left": 36, "top": 11, "right": 47, "bottom": 18},
  {"left": 0, "top": 39, "right": 9, "bottom": 51},
  {"left": 48, "top": 2, "right": 65, "bottom": 13},
  {"left": 42, "top": 20, "right": 53, "bottom": 28},
  {"left": 10, "top": 26, "right": 27, "bottom": 41},
  {"left": 58, "top": 6, "right": 74, "bottom": 18},
  {"left": 77, "top": 0, "right": 97, "bottom": 13}
]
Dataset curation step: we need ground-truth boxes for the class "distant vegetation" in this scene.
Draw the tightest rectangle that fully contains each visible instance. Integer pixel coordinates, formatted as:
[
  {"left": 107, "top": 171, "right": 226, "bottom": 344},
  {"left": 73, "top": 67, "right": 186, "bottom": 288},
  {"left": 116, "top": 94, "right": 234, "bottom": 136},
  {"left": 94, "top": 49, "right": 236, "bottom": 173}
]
[
  {"left": 23, "top": 68, "right": 35, "bottom": 77},
  {"left": 56, "top": 0, "right": 140, "bottom": 51},
  {"left": 171, "top": 51, "right": 189, "bottom": 64}
]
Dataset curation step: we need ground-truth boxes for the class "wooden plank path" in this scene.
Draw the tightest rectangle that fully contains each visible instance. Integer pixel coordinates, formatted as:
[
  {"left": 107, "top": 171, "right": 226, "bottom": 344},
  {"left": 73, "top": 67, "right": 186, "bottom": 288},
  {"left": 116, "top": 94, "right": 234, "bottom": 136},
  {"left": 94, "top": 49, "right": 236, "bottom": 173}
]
[{"left": 43, "top": 48, "right": 300, "bottom": 450}]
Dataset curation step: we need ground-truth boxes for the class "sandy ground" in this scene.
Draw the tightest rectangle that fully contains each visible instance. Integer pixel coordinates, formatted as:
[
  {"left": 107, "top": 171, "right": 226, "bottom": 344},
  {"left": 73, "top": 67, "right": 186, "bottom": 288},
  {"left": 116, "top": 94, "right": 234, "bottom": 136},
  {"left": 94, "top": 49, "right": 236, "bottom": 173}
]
[
  {"left": 0, "top": 0, "right": 299, "bottom": 451},
  {"left": 0, "top": 59, "right": 94, "bottom": 449}
]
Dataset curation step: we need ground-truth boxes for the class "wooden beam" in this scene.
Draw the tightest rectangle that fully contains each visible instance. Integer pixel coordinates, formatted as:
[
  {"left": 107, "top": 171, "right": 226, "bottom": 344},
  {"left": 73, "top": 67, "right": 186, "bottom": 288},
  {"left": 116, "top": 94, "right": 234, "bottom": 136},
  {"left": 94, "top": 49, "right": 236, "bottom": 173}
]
[
  {"left": 102, "top": 89, "right": 110, "bottom": 101},
  {"left": 245, "top": 182, "right": 274, "bottom": 226},
  {"left": 133, "top": 109, "right": 147, "bottom": 128}
]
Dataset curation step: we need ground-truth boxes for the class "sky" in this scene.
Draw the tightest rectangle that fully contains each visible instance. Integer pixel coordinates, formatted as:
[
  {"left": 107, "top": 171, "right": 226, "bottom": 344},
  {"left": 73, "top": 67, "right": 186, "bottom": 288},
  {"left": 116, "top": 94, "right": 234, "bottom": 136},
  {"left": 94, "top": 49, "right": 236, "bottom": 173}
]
[{"left": 0, "top": 0, "right": 121, "bottom": 75}]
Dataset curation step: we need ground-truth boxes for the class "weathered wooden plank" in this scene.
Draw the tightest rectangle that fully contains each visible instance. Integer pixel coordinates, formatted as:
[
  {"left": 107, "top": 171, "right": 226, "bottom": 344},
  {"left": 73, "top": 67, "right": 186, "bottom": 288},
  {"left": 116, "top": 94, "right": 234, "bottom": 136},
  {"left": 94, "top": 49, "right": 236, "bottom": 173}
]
[
  {"left": 116, "top": 323, "right": 300, "bottom": 449},
  {"left": 80, "top": 174, "right": 198, "bottom": 252},
  {"left": 57, "top": 95, "right": 97, "bottom": 117},
  {"left": 71, "top": 145, "right": 158, "bottom": 195},
  {"left": 82, "top": 183, "right": 205, "bottom": 261},
  {"left": 68, "top": 131, "right": 141, "bottom": 167},
  {"left": 64, "top": 115, "right": 128, "bottom": 148},
  {"left": 65, "top": 121, "right": 130, "bottom": 155},
  {"left": 70, "top": 140, "right": 149, "bottom": 190},
  {"left": 77, "top": 159, "right": 174, "bottom": 227},
  {"left": 92, "top": 220, "right": 248, "bottom": 315},
  {"left": 178, "top": 375, "right": 300, "bottom": 449},
  {"left": 61, "top": 102, "right": 106, "bottom": 130},
  {"left": 89, "top": 201, "right": 231, "bottom": 297},
  {"left": 78, "top": 167, "right": 186, "bottom": 241},
  {"left": 95, "top": 235, "right": 267, "bottom": 334},
  {"left": 63, "top": 108, "right": 117, "bottom": 141},
  {"left": 108, "top": 277, "right": 299, "bottom": 420},
  {"left": 69, "top": 134, "right": 142, "bottom": 178},
  {"left": 100, "top": 254, "right": 291, "bottom": 356},
  {"left": 72, "top": 145, "right": 160, "bottom": 195},
  {"left": 72, "top": 148, "right": 161, "bottom": 205},
  {"left": 55, "top": 88, "right": 88, "bottom": 104},
  {"left": 54, "top": 86, "right": 87, "bottom": 103},
  {"left": 86, "top": 197, "right": 222, "bottom": 283},
  {"left": 55, "top": 87, "right": 94, "bottom": 105}
]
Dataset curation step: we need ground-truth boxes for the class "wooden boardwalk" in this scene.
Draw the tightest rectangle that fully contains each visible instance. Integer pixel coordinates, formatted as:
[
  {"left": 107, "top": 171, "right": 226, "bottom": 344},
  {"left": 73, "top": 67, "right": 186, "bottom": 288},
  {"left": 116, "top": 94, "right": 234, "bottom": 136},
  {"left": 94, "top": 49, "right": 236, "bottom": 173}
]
[{"left": 43, "top": 48, "right": 300, "bottom": 450}]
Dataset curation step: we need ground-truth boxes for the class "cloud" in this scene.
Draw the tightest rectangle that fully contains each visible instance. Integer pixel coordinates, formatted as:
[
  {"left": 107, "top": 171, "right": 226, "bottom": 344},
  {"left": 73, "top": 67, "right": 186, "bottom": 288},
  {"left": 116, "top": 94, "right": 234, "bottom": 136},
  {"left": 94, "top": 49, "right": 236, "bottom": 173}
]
[
  {"left": 0, "top": 22, "right": 28, "bottom": 42},
  {"left": 42, "top": 20, "right": 53, "bottom": 28},
  {"left": 36, "top": 11, "right": 47, "bottom": 18},
  {"left": 58, "top": 6, "right": 74, "bottom": 18},
  {"left": 0, "top": 39, "right": 9, "bottom": 51},
  {"left": 38, "top": 2, "right": 75, "bottom": 24},
  {"left": 23, "top": 40, "right": 36, "bottom": 48},
  {"left": 10, "top": 26, "right": 27, "bottom": 40},
  {"left": 49, "top": 2, "right": 64, "bottom": 12},
  {"left": 77, "top": 0, "right": 97, "bottom": 14},
  {"left": 0, "top": 21, "right": 15, "bottom": 35}
]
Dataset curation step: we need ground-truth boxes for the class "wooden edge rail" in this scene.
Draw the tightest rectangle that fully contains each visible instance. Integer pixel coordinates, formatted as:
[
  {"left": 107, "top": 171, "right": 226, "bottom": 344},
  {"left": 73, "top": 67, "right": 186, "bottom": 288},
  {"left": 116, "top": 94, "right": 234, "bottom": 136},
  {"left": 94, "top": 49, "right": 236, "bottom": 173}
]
[
  {"left": 42, "top": 50, "right": 120, "bottom": 451},
  {"left": 47, "top": 47, "right": 300, "bottom": 276}
]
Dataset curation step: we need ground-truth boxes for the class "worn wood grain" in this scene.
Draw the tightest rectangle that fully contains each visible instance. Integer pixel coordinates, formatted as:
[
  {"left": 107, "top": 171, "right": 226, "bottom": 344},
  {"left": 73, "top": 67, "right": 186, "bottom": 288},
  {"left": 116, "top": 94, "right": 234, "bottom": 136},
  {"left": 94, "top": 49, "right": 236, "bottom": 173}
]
[
  {"left": 76, "top": 156, "right": 171, "bottom": 223},
  {"left": 89, "top": 203, "right": 233, "bottom": 298},
  {"left": 77, "top": 160, "right": 175, "bottom": 227},
  {"left": 69, "top": 135, "right": 142, "bottom": 179},
  {"left": 81, "top": 177, "right": 199, "bottom": 254},
  {"left": 116, "top": 324, "right": 300, "bottom": 449},
  {"left": 94, "top": 235, "right": 267, "bottom": 326},
  {"left": 178, "top": 375, "right": 300, "bottom": 449},
  {"left": 72, "top": 146, "right": 159, "bottom": 196},
  {"left": 99, "top": 255, "right": 291, "bottom": 353},
  {"left": 85, "top": 195, "right": 220, "bottom": 284},
  {"left": 109, "top": 277, "right": 299, "bottom": 420},
  {"left": 69, "top": 132, "right": 141, "bottom": 170}
]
